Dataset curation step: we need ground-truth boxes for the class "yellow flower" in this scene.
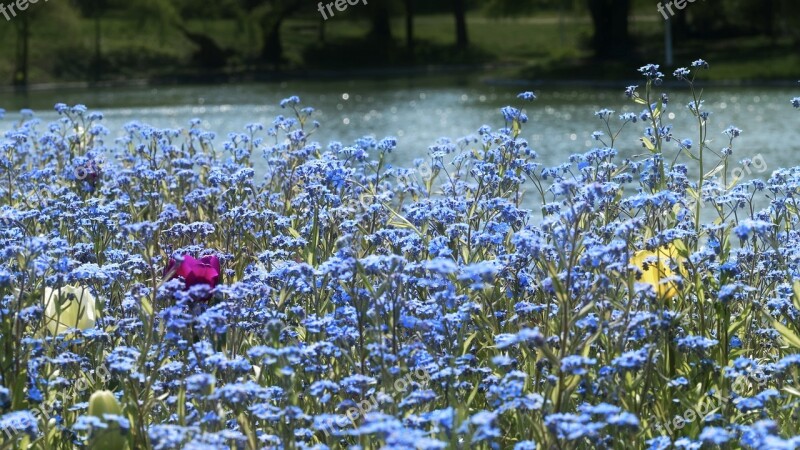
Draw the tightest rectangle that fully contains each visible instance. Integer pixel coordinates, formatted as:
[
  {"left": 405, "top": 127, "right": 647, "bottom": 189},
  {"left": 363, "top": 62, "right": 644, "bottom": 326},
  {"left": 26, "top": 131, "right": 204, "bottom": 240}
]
[
  {"left": 631, "top": 245, "right": 682, "bottom": 299},
  {"left": 88, "top": 390, "right": 128, "bottom": 450},
  {"left": 43, "top": 285, "right": 97, "bottom": 334}
]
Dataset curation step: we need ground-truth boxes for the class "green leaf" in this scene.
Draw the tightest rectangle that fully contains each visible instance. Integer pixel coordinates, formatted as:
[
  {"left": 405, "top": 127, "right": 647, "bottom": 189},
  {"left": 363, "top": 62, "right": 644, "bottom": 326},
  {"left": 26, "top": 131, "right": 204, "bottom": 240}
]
[
  {"left": 581, "top": 329, "right": 602, "bottom": 358},
  {"left": 653, "top": 100, "right": 663, "bottom": 120},
  {"left": 784, "top": 386, "right": 800, "bottom": 398},
  {"left": 641, "top": 137, "right": 656, "bottom": 152},
  {"left": 141, "top": 297, "right": 153, "bottom": 316},
  {"left": 570, "top": 301, "right": 596, "bottom": 329},
  {"left": 793, "top": 281, "right": 800, "bottom": 312},
  {"left": 463, "top": 332, "right": 479, "bottom": 355},
  {"left": 728, "top": 306, "right": 750, "bottom": 337},
  {"left": 772, "top": 320, "right": 800, "bottom": 349},
  {"left": 466, "top": 378, "right": 482, "bottom": 407},
  {"left": 783, "top": 386, "right": 800, "bottom": 397}
]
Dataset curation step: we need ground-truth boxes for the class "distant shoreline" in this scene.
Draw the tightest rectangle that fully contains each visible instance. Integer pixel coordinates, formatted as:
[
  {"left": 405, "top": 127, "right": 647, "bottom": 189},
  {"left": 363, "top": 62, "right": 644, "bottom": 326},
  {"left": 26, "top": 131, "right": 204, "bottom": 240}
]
[{"left": 1, "top": 63, "right": 798, "bottom": 95}]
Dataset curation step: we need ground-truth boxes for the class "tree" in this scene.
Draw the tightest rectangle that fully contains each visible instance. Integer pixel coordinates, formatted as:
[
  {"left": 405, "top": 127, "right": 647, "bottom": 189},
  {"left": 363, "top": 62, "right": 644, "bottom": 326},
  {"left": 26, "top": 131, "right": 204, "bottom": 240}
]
[
  {"left": 205, "top": 0, "right": 305, "bottom": 66},
  {"left": 369, "top": 2, "right": 393, "bottom": 43},
  {"left": 10, "top": 0, "right": 78, "bottom": 87},
  {"left": 258, "top": 1, "right": 304, "bottom": 64},
  {"left": 12, "top": 16, "right": 30, "bottom": 87},
  {"left": 586, "top": 0, "right": 630, "bottom": 57},
  {"left": 72, "top": 0, "right": 112, "bottom": 82},
  {"left": 453, "top": 0, "right": 468, "bottom": 49},
  {"left": 178, "top": 25, "right": 231, "bottom": 69},
  {"left": 404, "top": 0, "right": 415, "bottom": 51}
]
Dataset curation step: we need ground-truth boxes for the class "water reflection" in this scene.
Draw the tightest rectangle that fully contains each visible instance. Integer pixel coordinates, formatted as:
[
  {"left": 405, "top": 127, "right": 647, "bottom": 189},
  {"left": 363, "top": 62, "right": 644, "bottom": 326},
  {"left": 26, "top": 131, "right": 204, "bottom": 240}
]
[{"left": 1, "top": 77, "right": 796, "bottom": 183}]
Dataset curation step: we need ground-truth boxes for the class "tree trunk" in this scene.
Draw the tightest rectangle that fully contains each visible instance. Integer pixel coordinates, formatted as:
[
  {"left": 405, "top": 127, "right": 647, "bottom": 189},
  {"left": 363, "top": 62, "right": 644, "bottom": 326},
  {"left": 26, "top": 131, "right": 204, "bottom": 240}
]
[
  {"left": 13, "top": 16, "right": 29, "bottom": 87},
  {"left": 587, "top": 0, "right": 630, "bottom": 57},
  {"left": 404, "top": 0, "right": 414, "bottom": 51},
  {"left": 93, "top": 13, "right": 102, "bottom": 83},
  {"left": 369, "top": 3, "right": 392, "bottom": 42},
  {"left": 181, "top": 25, "right": 229, "bottom": 69},
  {"left": 673, "top": 6, "right": 688, "bottom": 39},
  {"left": 262, "top": 17, "right": 285, "bottom": 64},
  {"left": 260, "top": 3, "right": 304, "bottom": 65},
  {"left": 763, "top": 0, "right": 775, "bottom": 40},
  {"left": 453, "top": 0, "right": 468, "bottom": 49}
]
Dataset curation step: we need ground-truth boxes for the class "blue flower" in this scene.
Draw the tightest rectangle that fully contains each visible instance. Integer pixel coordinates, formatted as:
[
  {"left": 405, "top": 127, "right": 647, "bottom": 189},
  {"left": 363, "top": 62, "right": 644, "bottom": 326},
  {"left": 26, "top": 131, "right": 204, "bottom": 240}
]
[
  {"left": 149, "top": 425, "right": 194, "bottom": 450},
  {"left": 495, "top": 328, "right": 544, "bottom": 349},
  {"left": 612, "top": 347, "right": 650, "bottom": 372},
  {"left": 458, "top": 410, "right": 500, "bottom": 443},
  {"left": 185, "top": 374, "right": 215, "bottom": 394},
  {"left": 595, "top": 109, "right": 615, "bottom": 120},
  {"left": 280, "top": 96, "right": 301, "bottom": 108},
  {"left": 500, "top": 106, "right": 528, "bottom": 124},
  {"left": 106, "top": 346, "right": 140, "bottom": 375},
  {"left": 458, "top": 260, "right": 501, "bottom": 289},
  {"left": 723, "top": 125, "right": 742, "bottom": 138},
  {"left": 607, "top": 412, "right": 640, "bottom": 429},
  {"left": 639, "top": 64, "right": 664, "bottom": 82},
  {"left": 560, "top": 355, "right": 597, "bottom": 376},
  {"left": 668, "top": 376, "right": 689, "bottom": 387},
  {"left": 544, "top": 413, "right": 604, "bottom": 440},
  {"left": 517, "top": 92, "right": 536, "bottom": 102},
  {"left": 673, "top": 438, "right": 701, "bottom": 449},
  {"left": 734, "top": 219, "right": 773, "bottom": 239},
  {"left": 646, "top": 436, "right": 672, "bottom": 450},
  {"left": 0, "top": 411, "right": 38, "bottom": 438},
  {"left": 673, "top": 68, "right": 690, "bottom": 79},
  {"left": 738, "top": 420, "right": 796, "bottom": 450},
  {"left": 734, "top": 389, "right": 780, "bottom": 413},
  {"left": 675, "top": 335, "right": 718, "bottom": 352},
  {"left": 699, "top": 426, "right": 733, "bottom": 445}
]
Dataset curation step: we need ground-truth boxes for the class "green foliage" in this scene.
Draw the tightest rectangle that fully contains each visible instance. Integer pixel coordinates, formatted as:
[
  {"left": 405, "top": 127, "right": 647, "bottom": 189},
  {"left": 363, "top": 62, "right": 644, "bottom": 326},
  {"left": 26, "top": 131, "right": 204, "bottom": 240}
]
[{"left": 2, "top": 0, "right": 800, "bottom": 85}]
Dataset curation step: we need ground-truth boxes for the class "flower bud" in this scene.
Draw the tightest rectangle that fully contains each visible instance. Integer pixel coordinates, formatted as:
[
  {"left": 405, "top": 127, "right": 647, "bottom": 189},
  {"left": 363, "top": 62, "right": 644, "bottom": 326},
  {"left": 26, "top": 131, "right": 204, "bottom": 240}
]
[
  {"left": 88, "top": 391, "right": 122, "bottom": 417},
  {"left": 88, "top": 390, "right": 127, "bottom": 450}
]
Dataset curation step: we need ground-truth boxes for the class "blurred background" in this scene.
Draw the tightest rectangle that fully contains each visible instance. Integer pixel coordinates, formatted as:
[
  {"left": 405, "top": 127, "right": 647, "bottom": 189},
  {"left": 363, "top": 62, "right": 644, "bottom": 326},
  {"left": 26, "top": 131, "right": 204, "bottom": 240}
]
[
  {"left": 0, "top": 0, "right": 798, "bottom": 172},
  {"left": 2, "top": 0, "right": 800, "bottom": 86}
]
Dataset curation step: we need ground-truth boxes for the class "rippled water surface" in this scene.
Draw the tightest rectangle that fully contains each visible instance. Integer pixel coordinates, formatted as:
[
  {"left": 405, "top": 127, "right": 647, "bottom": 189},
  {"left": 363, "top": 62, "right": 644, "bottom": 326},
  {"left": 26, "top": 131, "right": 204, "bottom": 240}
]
[{"left": 2, "top": 77, "right": 797, "bottom": 179}]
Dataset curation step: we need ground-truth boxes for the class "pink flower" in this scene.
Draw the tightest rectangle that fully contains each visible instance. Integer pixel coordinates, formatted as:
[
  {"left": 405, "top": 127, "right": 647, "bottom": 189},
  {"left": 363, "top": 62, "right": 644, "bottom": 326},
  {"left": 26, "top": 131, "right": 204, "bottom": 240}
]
[{"left": 165, "top": 255, "right": 221, "bottom": 300}]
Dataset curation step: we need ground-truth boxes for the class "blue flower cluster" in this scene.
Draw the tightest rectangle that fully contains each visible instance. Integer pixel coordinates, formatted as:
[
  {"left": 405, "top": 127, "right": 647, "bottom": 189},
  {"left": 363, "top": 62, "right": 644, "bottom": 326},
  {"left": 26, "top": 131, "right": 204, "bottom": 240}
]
[{"left": 1, "top": 61, "right": 800, "bottom": 449}]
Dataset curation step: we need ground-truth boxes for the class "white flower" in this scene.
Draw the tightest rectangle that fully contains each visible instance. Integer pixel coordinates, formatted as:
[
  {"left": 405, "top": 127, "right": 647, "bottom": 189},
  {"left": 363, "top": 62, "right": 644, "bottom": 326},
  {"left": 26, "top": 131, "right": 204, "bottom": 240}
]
[{"left": 43, "top": 285, "right": 97, "bottom": 334}]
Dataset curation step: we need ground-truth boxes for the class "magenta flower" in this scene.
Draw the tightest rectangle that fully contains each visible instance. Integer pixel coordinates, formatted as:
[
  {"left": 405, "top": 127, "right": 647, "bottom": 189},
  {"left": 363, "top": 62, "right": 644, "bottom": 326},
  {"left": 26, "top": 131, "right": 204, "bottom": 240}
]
[{"left": 165, "top": 255, "right": 221, "bottom": 300}]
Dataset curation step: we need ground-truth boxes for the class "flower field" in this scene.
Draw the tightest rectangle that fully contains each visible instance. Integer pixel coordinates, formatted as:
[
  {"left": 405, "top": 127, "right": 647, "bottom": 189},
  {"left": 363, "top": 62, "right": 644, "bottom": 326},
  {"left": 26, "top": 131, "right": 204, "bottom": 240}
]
[{"left": 2, "top": 61, "right": 800, "bottom": 449}]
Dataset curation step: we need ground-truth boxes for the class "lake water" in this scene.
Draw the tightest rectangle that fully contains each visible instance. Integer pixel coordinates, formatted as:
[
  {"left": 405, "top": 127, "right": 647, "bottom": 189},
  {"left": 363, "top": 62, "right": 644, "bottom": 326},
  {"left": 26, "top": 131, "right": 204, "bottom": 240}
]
[{"left": 1, "top": 76, "right": 797, "bottom": 183}]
